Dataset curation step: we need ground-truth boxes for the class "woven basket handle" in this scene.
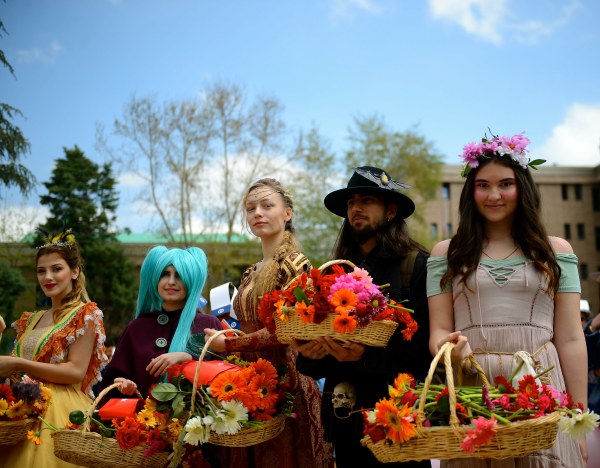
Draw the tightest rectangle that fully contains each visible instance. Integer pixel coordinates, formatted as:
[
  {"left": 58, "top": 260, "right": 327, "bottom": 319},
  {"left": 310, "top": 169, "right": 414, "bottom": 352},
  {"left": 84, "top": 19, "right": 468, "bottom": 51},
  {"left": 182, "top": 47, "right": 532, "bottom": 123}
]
[
  {"left": 318, "top": 259, "right": 357, "bottom": 272},
  {"left": 416, "top": 342, "right": 459, "bottom": 429},
  {"left": 457, "top": 354, "right": 492, "bottom": 388},
  {"left": 190, "top": 328, "right": 246, "bottom": 410},
  {"left": 84, "top": 381, "right": 143, "bottom": 432}
]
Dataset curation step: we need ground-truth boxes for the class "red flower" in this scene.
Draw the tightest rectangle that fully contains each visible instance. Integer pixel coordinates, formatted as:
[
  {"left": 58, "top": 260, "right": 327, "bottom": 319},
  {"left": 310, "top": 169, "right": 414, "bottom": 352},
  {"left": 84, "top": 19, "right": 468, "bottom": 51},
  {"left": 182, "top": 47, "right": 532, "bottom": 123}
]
[
  {"left": 518, "top": 375, "right": 539, "bottom": 399},
  {"left": 116, "top": 427, "right": 142, "bottom": 450}
]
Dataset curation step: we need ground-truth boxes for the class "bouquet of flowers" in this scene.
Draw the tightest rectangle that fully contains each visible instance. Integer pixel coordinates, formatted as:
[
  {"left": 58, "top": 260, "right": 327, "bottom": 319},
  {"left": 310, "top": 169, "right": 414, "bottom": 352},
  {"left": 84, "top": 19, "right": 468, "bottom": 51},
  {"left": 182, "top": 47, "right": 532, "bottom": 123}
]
[
  {"left": 258, "top": 260, "right": 417, "bottom": 347},
  {"left": 0, "top": 375, "right": 52, "bottom": 446},
  {"left": 361, "top": 342, "right": 599, "bottom": 462},
  {"left": 156, "top": 354, "right": 294, "bottom": 467}
]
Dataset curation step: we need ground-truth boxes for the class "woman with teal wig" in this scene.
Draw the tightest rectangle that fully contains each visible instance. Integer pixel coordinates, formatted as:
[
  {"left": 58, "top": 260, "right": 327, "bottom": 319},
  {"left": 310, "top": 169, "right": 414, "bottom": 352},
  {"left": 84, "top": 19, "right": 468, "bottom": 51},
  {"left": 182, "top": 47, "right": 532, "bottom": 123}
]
[{"left": 98, "top": 245, "right": 222, "bottom": 398}]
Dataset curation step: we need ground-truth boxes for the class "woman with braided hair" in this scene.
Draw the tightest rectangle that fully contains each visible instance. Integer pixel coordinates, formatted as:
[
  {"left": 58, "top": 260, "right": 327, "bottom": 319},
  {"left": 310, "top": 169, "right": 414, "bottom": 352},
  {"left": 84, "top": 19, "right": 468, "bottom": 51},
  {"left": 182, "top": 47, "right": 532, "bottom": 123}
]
[
  {"left": 0, "top": 229, "right": 108, "bottom": 467},
  {"left": 204, "top": 178, "right": 334, "bottom": 468}
]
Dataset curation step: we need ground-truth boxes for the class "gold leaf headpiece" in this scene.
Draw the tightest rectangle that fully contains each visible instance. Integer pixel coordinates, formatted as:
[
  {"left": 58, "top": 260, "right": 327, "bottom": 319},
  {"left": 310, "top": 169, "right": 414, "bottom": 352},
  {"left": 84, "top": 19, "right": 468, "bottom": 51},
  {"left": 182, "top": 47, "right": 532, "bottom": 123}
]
[{"left": 36, "top": 228, "right": 76, "bottom": 249}]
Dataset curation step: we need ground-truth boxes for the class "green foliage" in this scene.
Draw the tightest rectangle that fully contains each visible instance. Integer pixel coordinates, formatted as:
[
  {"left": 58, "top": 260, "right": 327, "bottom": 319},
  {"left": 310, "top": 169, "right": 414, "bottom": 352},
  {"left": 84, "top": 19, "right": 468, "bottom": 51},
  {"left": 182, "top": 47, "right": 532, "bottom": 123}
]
[
  {"left": 0, "top": 17, "right": 36, "bottom": 199},
  {"left": 39, "top": 147, "right": 137, "bottom": 343},
  {"left": 288, "top": 127, "right": 343, "bottom": 264},
  {"left": 0, "top": 259, "right": 27, "bottom": 354},
  {"left": 345, "top": 115, "right": 444, "bottom": 240}
]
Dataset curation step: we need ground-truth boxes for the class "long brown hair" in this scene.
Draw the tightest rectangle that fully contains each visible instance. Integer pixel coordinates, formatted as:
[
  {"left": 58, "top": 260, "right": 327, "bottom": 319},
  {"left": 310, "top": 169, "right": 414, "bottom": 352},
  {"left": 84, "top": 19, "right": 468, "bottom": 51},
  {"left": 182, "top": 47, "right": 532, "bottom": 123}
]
[
  {"left": 244, "top": 178, "right": 300, "bottom": 299},
  {"left": 441, "top": 157, "right": 560, "bottom": 294},
  {"left": 36, "top": 239, "right": 89, "bottom": 322},
  {"left": 333, "top": 200, "right": 427, "bottom": 260}
]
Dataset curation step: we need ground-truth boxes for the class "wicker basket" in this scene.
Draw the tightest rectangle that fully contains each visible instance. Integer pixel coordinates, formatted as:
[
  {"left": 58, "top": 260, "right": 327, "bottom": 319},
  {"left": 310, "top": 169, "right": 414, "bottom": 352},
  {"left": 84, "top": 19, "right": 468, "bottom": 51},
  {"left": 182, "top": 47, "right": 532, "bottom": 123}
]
[
  {"left": 361, "top": 342, "right": 561, "bottom": 462},
  {"left": 189, "top": 329, "right": 286, "bottom": 447},
  {"left": 275, "top": 259, "right": 398, "bottom": 347},
  {"left": 0, "top": 418, "right": 37, "bottom": 446},
  {"left": 52, "top": 382, "right": 169, "bottom": 468}
]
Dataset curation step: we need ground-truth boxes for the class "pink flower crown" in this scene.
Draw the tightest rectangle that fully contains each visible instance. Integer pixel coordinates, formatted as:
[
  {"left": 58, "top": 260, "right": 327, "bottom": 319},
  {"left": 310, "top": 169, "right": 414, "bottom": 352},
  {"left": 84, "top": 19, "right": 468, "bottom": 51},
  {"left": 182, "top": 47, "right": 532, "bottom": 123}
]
[{"left": 459, "top": 132, "right": 546, "bottom": 178}]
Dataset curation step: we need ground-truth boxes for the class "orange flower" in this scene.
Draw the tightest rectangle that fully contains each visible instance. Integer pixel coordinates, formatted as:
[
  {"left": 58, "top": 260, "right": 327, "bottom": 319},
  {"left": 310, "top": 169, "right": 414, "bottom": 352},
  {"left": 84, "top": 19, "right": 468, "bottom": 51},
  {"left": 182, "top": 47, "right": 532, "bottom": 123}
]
[
  {"left": 332, "top": 311, "right": 357, "bottom": 334},
  {"left": 249, "top": 359, "right": 278, "bottom": 383},
  {"left": 389, "top": 373, "right": 414, "bottom": 398},
  {"left": 374, "top": 399, "right": 416, "bottom": 443},
  {"left": 251, "top": 405, "right": 277, "bottom": 421},
  {"left": 27, "top": 430, "right": 41, "bottom": 445},
  {"left": 295, "top": 301, "right": 316, "bottom": 324},
  {"left": 210, "top": 370, "right": 248, "bottom": 402},
  {"left": 330, "top": 289, "right": 358, "bottom": 314},
  {"left": 275, "top": 298, "right": 289, "bottom": 321},
  {"left": 250, "top": 373, "right": 279, "bottom": 411}
]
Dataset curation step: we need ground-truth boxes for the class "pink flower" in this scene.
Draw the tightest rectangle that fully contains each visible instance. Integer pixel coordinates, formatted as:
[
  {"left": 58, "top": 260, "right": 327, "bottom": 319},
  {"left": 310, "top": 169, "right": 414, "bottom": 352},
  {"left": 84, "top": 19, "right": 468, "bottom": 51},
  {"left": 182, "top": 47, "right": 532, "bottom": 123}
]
[{"left": 461, "top": 416, "right": 498, "bottom": 453}]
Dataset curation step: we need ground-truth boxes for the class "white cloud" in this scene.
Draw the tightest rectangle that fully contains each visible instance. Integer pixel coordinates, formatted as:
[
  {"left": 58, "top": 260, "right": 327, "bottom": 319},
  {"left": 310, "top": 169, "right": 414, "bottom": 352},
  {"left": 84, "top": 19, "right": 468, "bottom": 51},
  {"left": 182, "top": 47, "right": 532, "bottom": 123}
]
[
  {"left": 17, "top": 40, "right": 64, "bottom": 65},
  {"left": 428, "top": 0, "right": 580, "bottom": 45},
  {"left": 537, "top": 103, "right": 600, "bottom": 166},
  {"left": 429, "top": 0, "right": 507, "bottom": 44},
  {"left": 118, "top": 171, "right": 148, "bottom": 188}
]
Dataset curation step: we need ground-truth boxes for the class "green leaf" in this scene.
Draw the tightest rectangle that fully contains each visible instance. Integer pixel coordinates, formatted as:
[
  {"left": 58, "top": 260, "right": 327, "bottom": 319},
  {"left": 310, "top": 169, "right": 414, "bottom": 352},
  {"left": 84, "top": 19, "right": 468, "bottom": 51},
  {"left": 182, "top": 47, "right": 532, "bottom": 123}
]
[
  {"left": 293, "top": 286, "right": 308, "bottom": 303},
  {"left": 171, "top": 393, "right": 187, "bottom": 418},
  {"left": 150, "top": 382, "right": 179, "bottom": 401}
]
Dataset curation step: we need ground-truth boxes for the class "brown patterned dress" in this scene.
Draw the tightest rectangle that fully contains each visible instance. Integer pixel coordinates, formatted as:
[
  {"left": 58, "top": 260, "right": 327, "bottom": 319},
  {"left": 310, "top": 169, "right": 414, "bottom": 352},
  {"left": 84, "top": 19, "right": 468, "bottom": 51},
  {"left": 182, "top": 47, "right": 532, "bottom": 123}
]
[{"left": 225, "top": 251, "right": 334, "bottom": 468}]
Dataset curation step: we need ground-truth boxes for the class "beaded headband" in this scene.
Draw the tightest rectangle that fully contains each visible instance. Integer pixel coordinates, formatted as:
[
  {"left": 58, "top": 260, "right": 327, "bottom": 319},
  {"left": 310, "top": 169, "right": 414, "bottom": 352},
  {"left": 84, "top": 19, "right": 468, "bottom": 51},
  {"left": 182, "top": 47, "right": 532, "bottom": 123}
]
[{"left": 459, "top": 131, "right": 546, "bottom": 178}]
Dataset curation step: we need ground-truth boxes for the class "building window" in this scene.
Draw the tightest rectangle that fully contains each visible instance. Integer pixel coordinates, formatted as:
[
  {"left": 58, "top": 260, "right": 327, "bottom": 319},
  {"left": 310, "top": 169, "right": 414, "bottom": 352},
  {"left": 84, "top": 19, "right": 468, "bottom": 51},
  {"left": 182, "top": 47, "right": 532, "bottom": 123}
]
[
  {"left": 593, "top": 187, "right": 600, "bottom": 212},
  {"left": 445, "top": 223, "right": 452, "bottom": 237},
  {"left": 561, "top": 184, "right": 568, "bottom": 200},
  {"left": 581, "top": 263, "right": 589, "bottom": 280},
  {"left": 577, "top": 223, "right": 585, "bottom": 240},
  {"left": 430, "top": 223, "right": 438, "bottom": 239},
  {"left": 442, "top": 183, "right": 450, "bottom": 199},
  {"left": 564, "top": 224, "right": 571, "bottom": 240},
  {"left": 574, "top": 184, "right": 582, "bottom": 201}
]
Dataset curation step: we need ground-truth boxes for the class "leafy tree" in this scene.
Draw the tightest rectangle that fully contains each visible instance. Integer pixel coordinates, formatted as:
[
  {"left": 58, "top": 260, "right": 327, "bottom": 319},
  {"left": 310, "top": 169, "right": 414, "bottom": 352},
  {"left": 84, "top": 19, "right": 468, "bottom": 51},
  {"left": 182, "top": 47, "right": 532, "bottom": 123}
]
[
  {"left": 0, "top": 14, "right": 36, "bottom": 199},
  {"left": 345, "top": 115, "right": 444, "bottom": 243},
  {"left": 0, "top": 259, "right": 27, "bottom": 354},
  {"left": 288, "top": 126, "right": 342, "bottom": 264},
  {"left": 39, "top": 147, "right": 137, "bottom": 343}
]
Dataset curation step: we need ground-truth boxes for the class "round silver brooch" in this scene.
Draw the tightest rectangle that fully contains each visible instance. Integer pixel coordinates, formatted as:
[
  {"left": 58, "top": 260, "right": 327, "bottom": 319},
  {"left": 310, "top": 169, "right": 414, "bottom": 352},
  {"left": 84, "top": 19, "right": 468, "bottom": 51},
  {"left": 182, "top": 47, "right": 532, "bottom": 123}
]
[
  {"left": 157, "top": 314, "right": 169, "bottom": 325},
  {"left": 155, "top": 337, "right": 168, "bottom": 348}
]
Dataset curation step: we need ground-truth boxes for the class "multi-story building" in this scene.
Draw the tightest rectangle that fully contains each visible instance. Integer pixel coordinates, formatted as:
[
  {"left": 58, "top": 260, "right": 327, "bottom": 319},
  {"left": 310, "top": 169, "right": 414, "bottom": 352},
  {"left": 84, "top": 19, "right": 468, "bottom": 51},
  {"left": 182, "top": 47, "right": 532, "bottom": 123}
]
[{"left": 422, "top": 164, "right": 600, "bottom": 315}]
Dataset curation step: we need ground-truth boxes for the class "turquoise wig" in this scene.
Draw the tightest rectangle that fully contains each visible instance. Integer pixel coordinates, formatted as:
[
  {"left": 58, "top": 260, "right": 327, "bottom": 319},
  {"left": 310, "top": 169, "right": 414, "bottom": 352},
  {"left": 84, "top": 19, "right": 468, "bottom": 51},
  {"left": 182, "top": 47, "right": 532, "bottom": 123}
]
[{"left": 135, "top": 246, "right": 209, "bottom": 353}]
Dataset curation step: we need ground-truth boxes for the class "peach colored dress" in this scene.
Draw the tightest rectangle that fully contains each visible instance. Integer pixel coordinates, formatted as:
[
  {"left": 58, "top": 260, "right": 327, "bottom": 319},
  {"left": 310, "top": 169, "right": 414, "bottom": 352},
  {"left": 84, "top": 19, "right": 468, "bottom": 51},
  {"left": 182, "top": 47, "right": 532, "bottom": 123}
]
[{"left": 427, "top": 254, "right": 584, "bottom": 468}]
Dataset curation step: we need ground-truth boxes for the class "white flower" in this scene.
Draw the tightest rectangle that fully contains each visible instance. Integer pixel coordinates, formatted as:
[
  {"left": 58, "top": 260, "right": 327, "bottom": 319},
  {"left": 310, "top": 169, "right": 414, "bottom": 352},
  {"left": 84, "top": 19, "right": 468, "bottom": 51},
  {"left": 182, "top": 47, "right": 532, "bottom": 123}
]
[
  {"left": 558, "top": 410, "right": 600, "bottom": 440},
  {"left": 183, "top": 416, "right": 211, "bottom": 445},
  {"left": 211, "top": 400, "right": 249, "bottom": 435},
  {"left": 366, "top": 410, "right": 376, "bottom": 424}
]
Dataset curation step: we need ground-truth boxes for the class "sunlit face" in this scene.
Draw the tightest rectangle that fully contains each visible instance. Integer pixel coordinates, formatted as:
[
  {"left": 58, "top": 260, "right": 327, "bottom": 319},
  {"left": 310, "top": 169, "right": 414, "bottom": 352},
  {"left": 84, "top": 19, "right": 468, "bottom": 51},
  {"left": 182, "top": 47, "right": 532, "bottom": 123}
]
[
  {"left": 473, "top": 162, "right": 519, "bottom": 225},
  {"left": 36, "top": 252, "right": 79, "bottom": 303},
  {"left": 157, "top": 265, "right": 187, "bottom": 311},
  {"left": 245, "top": 186, "right": 292, "bottom": 240},
  {"left": 346, "top": 193, "right": 396, "bottom": 234}
]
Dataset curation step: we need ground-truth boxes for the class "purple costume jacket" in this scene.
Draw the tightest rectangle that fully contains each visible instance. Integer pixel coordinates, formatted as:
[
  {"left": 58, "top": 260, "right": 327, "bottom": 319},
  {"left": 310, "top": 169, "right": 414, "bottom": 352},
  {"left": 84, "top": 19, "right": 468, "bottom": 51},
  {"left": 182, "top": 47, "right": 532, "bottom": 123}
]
[{"left": 99, "top": 310, "right": 222, "bottom": 397}]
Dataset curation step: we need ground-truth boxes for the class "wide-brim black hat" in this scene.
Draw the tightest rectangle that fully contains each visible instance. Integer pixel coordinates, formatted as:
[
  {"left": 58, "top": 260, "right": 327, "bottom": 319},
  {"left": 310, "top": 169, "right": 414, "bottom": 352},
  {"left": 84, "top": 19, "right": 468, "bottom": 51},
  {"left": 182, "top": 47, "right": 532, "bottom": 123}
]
[{"left": 324, "top": 166, "right": 415, "bottom": 219}]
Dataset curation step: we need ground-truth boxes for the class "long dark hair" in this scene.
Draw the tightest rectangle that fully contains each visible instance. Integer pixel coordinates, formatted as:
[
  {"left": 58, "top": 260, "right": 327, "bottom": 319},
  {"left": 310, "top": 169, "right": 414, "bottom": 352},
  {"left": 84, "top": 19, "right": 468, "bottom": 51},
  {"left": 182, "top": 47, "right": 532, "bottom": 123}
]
[
  {"left": 333, "top": 202, "right": 427, "bottom": 260},
  {"left": 441, "top": 157, "right": 560, "bottom": 294}
]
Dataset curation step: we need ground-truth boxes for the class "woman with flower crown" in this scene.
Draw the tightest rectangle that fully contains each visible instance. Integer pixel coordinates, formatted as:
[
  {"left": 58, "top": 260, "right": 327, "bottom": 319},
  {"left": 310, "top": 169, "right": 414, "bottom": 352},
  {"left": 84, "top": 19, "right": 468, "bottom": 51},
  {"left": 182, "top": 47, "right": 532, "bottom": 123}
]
[
  {"left": 427, "top": 132, "right": 588, "bottom": 467},
  {"left": 0, "top": 229, "right": 108, "bottom": 467},
  {"left": 204, "top": 178, "right": 334, "bottom": 468}
]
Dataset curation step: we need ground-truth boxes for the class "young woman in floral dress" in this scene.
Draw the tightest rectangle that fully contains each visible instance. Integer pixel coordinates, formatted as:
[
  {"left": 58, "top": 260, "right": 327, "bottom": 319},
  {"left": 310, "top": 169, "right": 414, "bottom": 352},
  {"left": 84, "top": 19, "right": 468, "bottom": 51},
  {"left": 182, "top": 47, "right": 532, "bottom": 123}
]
[
  {"left": 205, "top": 178, "right": 334, "bottom": 468},
  {"left": 0, "top": 230, "right": 108, "bottom": 468}
]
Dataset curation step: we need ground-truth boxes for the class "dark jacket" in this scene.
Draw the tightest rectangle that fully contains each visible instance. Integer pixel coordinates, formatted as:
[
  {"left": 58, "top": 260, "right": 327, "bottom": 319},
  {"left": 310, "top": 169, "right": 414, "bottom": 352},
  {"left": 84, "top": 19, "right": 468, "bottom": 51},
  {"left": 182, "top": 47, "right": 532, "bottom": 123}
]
[{"left": 296, "top": 248, "right": 431, "bottom": 467}]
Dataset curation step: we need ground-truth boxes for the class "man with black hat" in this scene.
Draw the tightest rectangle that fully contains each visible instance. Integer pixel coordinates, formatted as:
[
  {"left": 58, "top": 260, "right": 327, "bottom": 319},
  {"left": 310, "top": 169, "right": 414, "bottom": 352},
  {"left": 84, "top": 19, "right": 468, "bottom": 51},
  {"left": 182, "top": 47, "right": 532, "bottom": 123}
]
[{"left": 296, "top": 166, "right": 432, "bottom": 467}]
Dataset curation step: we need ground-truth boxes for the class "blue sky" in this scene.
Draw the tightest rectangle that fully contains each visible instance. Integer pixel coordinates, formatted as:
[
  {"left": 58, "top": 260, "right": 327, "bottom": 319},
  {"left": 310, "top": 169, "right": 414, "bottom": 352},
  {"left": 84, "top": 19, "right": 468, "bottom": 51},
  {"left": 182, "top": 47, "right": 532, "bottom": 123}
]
[{"left": 2, "top": 0, "right": 600, "bottom": 235}]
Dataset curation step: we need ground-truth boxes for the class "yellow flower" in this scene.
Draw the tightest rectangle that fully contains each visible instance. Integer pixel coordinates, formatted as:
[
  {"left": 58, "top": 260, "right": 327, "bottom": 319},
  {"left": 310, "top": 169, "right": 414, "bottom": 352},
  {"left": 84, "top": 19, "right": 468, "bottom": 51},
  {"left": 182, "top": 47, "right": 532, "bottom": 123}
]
[
  {"left": 27, "top": 430, "right": 41, "bottom": 445},
  {"left": 275, "top": 299, "right": 288, "bottom": 321},
  {"left": 137, "top": 408, "right": 158, "bottom": 427},
  {"left": 0, "top": 398, "right": 8, "bottom": 416},
  {"left": 6, "top": 400, "right": 28, "bottom": 420}
]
